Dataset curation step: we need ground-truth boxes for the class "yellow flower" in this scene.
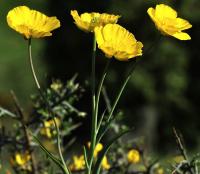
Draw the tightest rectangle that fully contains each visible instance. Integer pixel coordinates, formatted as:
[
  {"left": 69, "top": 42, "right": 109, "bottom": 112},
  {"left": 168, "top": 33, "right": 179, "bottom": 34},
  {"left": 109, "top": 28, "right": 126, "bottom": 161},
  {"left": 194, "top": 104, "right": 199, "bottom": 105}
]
[
  {"left": 102, "top": 156, "right": 111, "bottom": 170},
  {"left": 127, "top": 149, "right": 140, "bottom": 164},
  {"left": 15, "top": 152, "right": 31, "bottom": 166},
  {"left": 94, "top": 24, "right": 143, "bottom": 61},
  {"left": 10, "top": 151, "right": 31, "bottom": 171},
  {"left": 69, "top": 155, "right": 85, "bottom": 171},
  {"left": 50, "top": 80, "right": 63, "bottom": 91},
  {"left": 172, "top": 155, "right": 185, "bottom": 163},
  {"left": 88, "top": 142, "right": 103, "bottom": 157},
  {"left": 7, "top": 6, "right": 60, "bottom": 39},
  {"left": 40, "top": 118, "right": 60, "bottom": 138},
  {"left": 71, "top": 10, "right": 120, "bottom": 32},
  {"left": 156, "top": 168, "right": 164, "bottom": 174},
  {"left": 147, "top": 4, "right": 192, "bottom": 40}
]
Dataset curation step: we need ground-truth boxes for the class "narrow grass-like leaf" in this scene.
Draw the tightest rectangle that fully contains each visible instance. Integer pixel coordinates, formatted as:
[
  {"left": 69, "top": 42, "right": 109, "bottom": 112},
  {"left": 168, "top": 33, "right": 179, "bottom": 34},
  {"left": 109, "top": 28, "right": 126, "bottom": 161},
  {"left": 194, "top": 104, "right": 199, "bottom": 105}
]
[
  {"left": 32, "top": 134, "right": 67, "bottom": 173},
  {"left": 83, "top": 146, "right": 89, "bottom": 169},
  {"left": 93, "top": 129, "right": 133, "bottom": 174}
]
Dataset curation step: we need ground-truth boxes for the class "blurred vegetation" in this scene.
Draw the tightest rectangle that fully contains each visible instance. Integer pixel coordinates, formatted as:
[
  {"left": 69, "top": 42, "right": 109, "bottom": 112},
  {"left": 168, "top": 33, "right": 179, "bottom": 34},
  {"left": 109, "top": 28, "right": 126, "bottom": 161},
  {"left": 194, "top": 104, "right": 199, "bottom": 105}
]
[{"left": 0, "top": 0, "right": 199, "bottom": 157}]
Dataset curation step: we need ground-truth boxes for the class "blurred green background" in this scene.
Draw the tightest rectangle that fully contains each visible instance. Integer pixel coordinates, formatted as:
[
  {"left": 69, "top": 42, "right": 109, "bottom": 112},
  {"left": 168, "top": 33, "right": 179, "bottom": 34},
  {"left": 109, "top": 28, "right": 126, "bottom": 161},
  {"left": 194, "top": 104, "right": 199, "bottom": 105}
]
[{"left": 0, "top": 0, "right": 200, "bottom": 154}]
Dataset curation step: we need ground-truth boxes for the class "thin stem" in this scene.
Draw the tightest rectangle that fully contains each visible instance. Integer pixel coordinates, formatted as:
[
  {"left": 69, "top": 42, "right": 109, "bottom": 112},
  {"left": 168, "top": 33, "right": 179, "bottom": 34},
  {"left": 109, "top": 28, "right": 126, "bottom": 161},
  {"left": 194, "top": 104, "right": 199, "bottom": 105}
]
[
  {"left": 95, "top": 59, "right": 110, "bottom": 128},
  {"left": 11, "top": 91, "right": 38, "bottom": 174},
  {"left": 173, "top": 127, "right": 194, "bottom": 174},
  {"left": 173, "top": 127, "right": 188, "bottom": 161},
  {"left": 102, "top": 87, "right": 111, "bottom": 112},
  {"left": 28, "top": 39, "right": 41, "bottom": 89},
  {"left": 88, "top": 35, "right": 97, "bottom": 174},
  {"left": 27, "top": 39, "right": 70, "bottom": 174},
  {"left": 107, "top": 59, "right": 139, "bottom": 122}
]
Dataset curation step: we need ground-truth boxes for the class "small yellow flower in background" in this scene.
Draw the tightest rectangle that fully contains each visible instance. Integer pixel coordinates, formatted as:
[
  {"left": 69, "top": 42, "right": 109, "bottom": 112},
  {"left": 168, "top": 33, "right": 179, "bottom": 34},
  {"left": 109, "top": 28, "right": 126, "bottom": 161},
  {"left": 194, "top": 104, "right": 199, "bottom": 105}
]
[
  {"left": 40, "top": 118, "right": 61, "bottom": 138},
  {"left": 147, "top": 4, "right": 192, "bottom": 40},
  {"left": 15, "top": 152, "right": 31, "bottom": 166},
  {"left": 102, "top": 156, "right": 111, "bottom": 170},
  {"left": 10, "top": 151, "right": 31, "bottom": 171},
  {"left": 50, "top": 80, "right": 63, "bottom": 92},
  {"left": 156, "top": 167, "right": 164, "bottom": 174},
  {"left": 172, "top": 155, "right": 185, "bottom": 163},
  {"left": 7, "top": 6, "right": 60, "bottom": 39},
  {"left": 87, "top": 142, "right": 103, "bottom": 157},
  {"left": 69, "top": 155, "right": 85, "bottom": 171},
  {"left": 127, "top": 149, "right": 140, "bottom": 164},
  {"left": 71, "top": 10, "right": 120, "bottom": 32},
  {"left": 94, "top": 24, "right": 143, "bottom": 61}
]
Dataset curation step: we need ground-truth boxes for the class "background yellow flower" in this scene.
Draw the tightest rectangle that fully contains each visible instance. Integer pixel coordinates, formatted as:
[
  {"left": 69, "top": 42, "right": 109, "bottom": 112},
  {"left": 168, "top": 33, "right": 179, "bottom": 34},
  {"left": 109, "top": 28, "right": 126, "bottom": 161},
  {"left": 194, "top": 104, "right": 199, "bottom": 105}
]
[
  {"left": 127, "top": 149, "right": 140, "bottom": 164},
  {"left": 69, "top": 155, "right": 85, "bottom": 171},
  {"left": 40, "top": 118, "right": 61, "bottom": 138},
  {"left": 10, "top": 151, "right": 31, "bottom": 171},
  {"left": 147, "top": 4, "right": 192, "bottom": 40},
  {"left": 87, "top": 142, "right": 103, "bottom": 157},
  {"left": 71, "top": 10, "right": 120, "bottom": 32},
  {"left": 102, "top": 156, "right": 110, "bottom": 170},
  {"left": 7, "top": 6, "right": 60, "bottom": 39},
  {"left": 94, "top": 24, "right": 143, "bottom": 61}
]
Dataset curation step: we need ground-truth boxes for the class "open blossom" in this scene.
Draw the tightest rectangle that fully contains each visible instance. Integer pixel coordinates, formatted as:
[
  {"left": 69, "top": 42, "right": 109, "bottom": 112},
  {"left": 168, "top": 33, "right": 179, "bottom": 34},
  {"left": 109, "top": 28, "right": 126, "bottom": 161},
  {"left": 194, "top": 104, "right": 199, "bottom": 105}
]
[
  {"left": 7, "top": 6, "right": 60, "bottom": 39},
  {"left": 71, "top": 10, "right": 120, "bottom": 32},
  {"left": 94, "top": 24, "right": 143, "bottom": 61},
  {"left": 147, "top": 4, "right": 192, "bottom": 40}
]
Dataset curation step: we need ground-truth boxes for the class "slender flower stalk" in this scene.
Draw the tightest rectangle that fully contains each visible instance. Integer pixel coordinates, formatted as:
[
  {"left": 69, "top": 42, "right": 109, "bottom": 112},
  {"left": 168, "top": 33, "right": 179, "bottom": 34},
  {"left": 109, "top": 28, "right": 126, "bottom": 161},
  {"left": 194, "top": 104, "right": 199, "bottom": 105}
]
[
  {"left": 107, "top": 59, "right": 139, "bottom": 122},
  {"left": 28, "top": 39, "right": 41, "bottom": 90},
  {"left": 87, "top": 35, "right": 97, "bottom": 174},
  {"left": 27, "top": 39, "right": 70, "bottom": 174},
  {"left": 88, "top": 41, "right": 111, "bottom": 174},
  {"left": 95, "top": 60, "right": 110, "bottom": 128}
]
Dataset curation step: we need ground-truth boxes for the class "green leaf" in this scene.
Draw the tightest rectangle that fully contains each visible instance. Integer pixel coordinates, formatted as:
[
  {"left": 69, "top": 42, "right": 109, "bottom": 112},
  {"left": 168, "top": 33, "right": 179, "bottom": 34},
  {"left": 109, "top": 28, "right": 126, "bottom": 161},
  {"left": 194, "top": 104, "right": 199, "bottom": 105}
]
[
  {"left": 32, "top": 134, "right": 68, "bottom": 174},
  {"left": 96, "top": 118, "right": 114, "bottom": 144},
  {"left": 93, "top": 128, "right": 134, "bottom": 174}
]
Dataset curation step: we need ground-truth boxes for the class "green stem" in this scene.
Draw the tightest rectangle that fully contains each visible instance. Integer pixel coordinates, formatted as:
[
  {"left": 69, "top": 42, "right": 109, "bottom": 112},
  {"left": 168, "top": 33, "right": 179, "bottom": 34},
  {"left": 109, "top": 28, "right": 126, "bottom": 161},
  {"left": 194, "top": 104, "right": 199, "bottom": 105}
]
[
  {"left": 95, "top": 59, "right": 110, "bottom": 127},
  {"left": 107, "top": 59, "right": 139, "bottom": 122},
  {"left": 28, "top": 39, "right": 41, "bottom": 89},
  {"left": 28, "top": 39, "right": 70, "bottom": 174},
  {"left": 87, "top": 34, "right": 97, "bottom": 174}
]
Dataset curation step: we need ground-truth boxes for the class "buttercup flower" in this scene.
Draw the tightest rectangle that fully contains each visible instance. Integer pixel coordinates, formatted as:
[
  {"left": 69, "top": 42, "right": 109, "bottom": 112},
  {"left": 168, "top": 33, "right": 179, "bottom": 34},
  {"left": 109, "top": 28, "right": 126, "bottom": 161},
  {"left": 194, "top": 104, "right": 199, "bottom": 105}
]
[
  {"left": 127, "top": 149, "right": 140, "bottom": 164},
  {"left": 69, "top": 155, "right": 85, "bottom": 171},
  {"left": 71, "top": 10, "right": 120, "bottom": 32},
  {"left": 147, "top": 4, "right": 192, "bottom": 40},
  {"left": 94, "top": 24, "right": 143, "bottom": 61},
  {"left": 7, "top": 6, "right": 60, "bottom": 39}
]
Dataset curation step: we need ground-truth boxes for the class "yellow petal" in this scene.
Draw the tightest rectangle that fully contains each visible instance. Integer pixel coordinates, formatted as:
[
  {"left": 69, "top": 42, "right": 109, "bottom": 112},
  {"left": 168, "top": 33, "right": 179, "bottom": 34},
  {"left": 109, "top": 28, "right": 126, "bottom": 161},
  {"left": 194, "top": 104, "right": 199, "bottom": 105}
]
[
  {"left": 176, "top": 18, "right": 192, "bottom": 30},
  {"left": 155, "top": 4, "right": 177, "bottom": 19},
  {"left": 147, "top": 7, "right": 156, "bottom": 23},
  {"left": 172, "top": 32, "right": 191, "bottom": 40}
]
